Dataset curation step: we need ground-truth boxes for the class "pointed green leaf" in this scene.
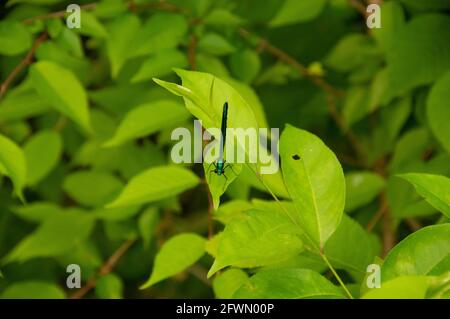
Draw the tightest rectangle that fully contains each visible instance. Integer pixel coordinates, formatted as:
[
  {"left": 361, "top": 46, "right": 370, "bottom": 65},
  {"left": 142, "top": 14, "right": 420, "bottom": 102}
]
[
  {"left": 362, "top": 276, "right": 431, "bottom": 299},
  {"left": 387, "top": 14, "right": 450, "bottom": 94},
  {"left": 132, "top": 50, "right": 188, "bottom": 83},
  {"left": 345, "top": 171, "right": 385, "bottom": 212},
  {"left": 204, "top": 161, "right": 242, "bottom": 210},
  {"left": 208, "top": 209, "right": 303, "bottom": 277},
  {"left": 234, "top": 268, "right": 345, "bottom": 299},
  {"left": 141, "top": 233, "right": 206, "bottom": 288},
  {"left": 213, "top": 268, "right": 249, "bottom": 299},
  {"left": 269, "top": 0, "right": 327, "bottom": 27},
  {"left": 106, "top": 166, "right": 200, "bottom": 208},
  {"left": 3, "top": 212, "right": 95, "bottom": 264},
  {"left": 103, "top": 100, "right": 190, "bottom": 147},
  {"left": 63, "top": 171, "right": 123, "bottom": 207},
  {"left": 0, "top": 19, "right": 32, "bottom": 56},
  {"left": 29, "top": 61, "right": 92, "bottom": 133},
  {"left": 382, "top": 224, "right": 450, "bottom": 282},
  {"left": 0, "top": 134, "right": 26, "bottom": 200},
  {"left": 280, "top": 125, "right": 345, "bottom": 249},
  {"left": 1, "top": 281, "right": 65, "bottom": 299},
  {"left": 398, "top": 174, "right": 450, "bottom": 218},
  {"left": 427, "top": 70, "right": 450, "bottom": 156},
  {"left": 95, "top": 274, "right": 123, "bottom": 299},
  {"left": 197, "top": 33, "right": 235, "bottom": 56},
  {"left": 24, "top": 130, "right": 62, "bottom": 186}
]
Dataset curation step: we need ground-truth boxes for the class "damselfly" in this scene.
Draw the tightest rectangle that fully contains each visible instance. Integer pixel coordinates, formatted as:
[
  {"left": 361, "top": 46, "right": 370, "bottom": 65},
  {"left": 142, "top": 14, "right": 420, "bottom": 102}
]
[{"left": 208, "top": 102, "right": 235, "bottom": 182}]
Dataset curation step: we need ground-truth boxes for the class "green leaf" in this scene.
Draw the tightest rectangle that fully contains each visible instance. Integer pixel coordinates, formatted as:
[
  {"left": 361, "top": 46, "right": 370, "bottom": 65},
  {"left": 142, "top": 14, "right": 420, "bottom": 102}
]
[
  {"left": 280, "top": 125, "right": 345, "bottom": 249},
  {"left": 345, "top": 171, "right": 385, "bottom": 212},
  {"left": 203, "top": 9, "right": 245, "bottom": 26},
  {"left": 154, "top": 69, "right": 260, "bottom": 166},
  {"left": 107, "top": 13, "right": 187, "bottom": 77},
  {"left": 0, "top": 88, "right": 51, "bottom": 122},
  {"left": 362, "top": 276, "right": 431, "bottom": 299},
  {"left": 0, "top": 20, "right": 32, "bottom": 56},
  {"left": 229, "top": 50, "right": 261, "bottom": 83},
  {"left": 3, "top": 211, "right": 95, "bottom": 264},
  {"left": 427, "top": 70, "right": 450, "bottom": 156},
  {"left": 11, "top": 201, "right": 62, "bottom": 223},
  {"left": 382, "top": 224, "right": 450, "bottom": 282},
  {"left": 342, "top": 85, "right": 369, "bottom": 127},
  {"left": 0, "top": 133, "right": 27, "bottom": 200},
  {"left": 269, "top": 0, "right": 327, "bottom": 27},
  {"left": 399, "top": 174, "right": 450, "bottom": 218},
  {"left": 1, "top": 281, "right": 65, "bottom": 299},
  {"left": 387, "top": 14, "right": 450, "bottom": 94},
  {"left": 103, "top": 100, "right": 190, "bottom": 147},
  {"left": 369, "top": 96, "right": 411, "bottom": 162},
  {"left": 141, "top": 233, "right": 206, "bottom": 288},
  {"left": 324, "top": 215, "right": 380, "bottom": 275},
  {"left": 212, "top": 268, "right": 249, "bottom": 299},
  {"left": 214, "top": 199, "right": 253, "bottom": 224},
  {"left": 204, "top": 162, "right": 243, "bottom": 210},
  {"left": 106, "top": 166, "right": 200, "bottom": 208},
  {"left": 325, "top": 34, "right": 378, "bottom": 73},
  {"left": 208, "top": 209, "right": 304, "bottom": 277},
  {"left": 198, "top": 33, "right": 236, "bottom": 56},
  {"left": 234, "top": 268, "right": 345, "bottom": 299},
  {"left": 372, "top": 1, "right": 405, "bottom": 52},
  {"left": 24, "top": 130, "right": 62, "bottom": 186},
  {"left": 29, "top": 61, "right": 92, "bottom": 133},
  {"left": 132, "top": 50, "right": 188, "bottom": 83},
  {"left": 76, "top": 11, "right": 108, "bottom": 38},
  {"left": 94, "top": 206, "right": 141, "bottom": 221},
  {"left": 95, "top": 274, "right": 123, "bottom": 299},
  {"left": 138, "top": 207, "right": 160, "bottom": 248},
  {"left": 106, "top": 14, "right": 141, "bottom": 77},
  {"left": 63, "top": 171, "right": 123, "bottom": 207},
  {"left": 130, "top": 13, "right": 187, "bottom": 57}
]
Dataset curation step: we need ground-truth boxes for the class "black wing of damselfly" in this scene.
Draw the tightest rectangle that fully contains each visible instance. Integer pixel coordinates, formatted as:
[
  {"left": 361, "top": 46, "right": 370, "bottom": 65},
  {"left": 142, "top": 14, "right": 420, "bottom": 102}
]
[{"left": 218, "top": 102, "right": 228, "bottom": 160}]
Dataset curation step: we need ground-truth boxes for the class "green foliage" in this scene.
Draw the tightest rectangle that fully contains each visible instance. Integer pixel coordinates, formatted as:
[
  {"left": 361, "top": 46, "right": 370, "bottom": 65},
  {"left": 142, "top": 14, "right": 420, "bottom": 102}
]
[
  {"left": 280, "top": 125, "right": 345, "bottom": 249},
  {"left": 141, "top": 233, "right": 206, "bottom": 288},
  {"left": 0, "top": 0, "right": 449, "bottom": 300}
]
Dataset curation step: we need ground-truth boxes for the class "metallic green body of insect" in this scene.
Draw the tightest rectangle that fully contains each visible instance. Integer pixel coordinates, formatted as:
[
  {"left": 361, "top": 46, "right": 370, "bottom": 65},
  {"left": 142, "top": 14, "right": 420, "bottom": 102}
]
[{"left": 210, "top": 102, "right": 232, "bottom": 179}]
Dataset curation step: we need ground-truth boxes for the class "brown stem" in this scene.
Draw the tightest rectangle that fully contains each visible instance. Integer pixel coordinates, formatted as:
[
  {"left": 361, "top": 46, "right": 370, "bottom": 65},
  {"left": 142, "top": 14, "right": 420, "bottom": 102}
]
[
  {"left": 380, "top": 193, "right": 396, "bottom": 257},
  {"left": 0, "top": 32, "right": 48, "bottom": 99},
  {"left": 70, "top": 238, "right": 136, "bottom": 299},
  {"left": 188, "top": 34, "right": 198, "bottom": 70},
  {"left": 366, "top": 195, "right": 388, "bottom": 232},
  {"left": 348, "top": 0, "right": 368, "bottom": 18},
  {"left": 405, "top": 218, "right": 422, "bottom": 232}
]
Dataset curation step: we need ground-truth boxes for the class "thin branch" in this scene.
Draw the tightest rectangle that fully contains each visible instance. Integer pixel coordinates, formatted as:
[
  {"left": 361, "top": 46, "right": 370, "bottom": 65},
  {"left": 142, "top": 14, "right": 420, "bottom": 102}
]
[
  {"left": 348, "top": 0, "right": 368, "bottom": 18},
  {"left": 0, "top": 32, "right": 48, "bottom": 99},
  {"left": 380, "top": 192, "right": 396, "bottom": 257},
  {"left": 188, "top": 34, "right": 198, "bottom": 71},
  {"left": 366, "top": 194, "right": 388, "bottom": 232},
  {"left": 70, "top": 238, "right": 136, "bottom": 299},
  {"left": 405, "top": 218, "right": 422, "bottom": 232}
]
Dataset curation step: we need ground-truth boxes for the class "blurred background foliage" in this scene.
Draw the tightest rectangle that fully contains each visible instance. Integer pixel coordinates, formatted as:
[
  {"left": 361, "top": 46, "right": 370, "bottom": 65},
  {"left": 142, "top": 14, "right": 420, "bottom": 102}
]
[{"left": 0, "top": 0, "right": 449, "bottom": 299}]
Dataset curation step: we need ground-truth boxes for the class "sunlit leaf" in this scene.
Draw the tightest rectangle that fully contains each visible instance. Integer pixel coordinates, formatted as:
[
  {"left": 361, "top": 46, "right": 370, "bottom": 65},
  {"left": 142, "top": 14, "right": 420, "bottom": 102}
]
[
  {"left": 141, "top": 233, "right": 206, "bottom": 288},
  {"left": 106, "top": 166, "right": 200, "bottom": 208},
  {"left": 280, "top": 125, "right": 345, "bottom": 249}
]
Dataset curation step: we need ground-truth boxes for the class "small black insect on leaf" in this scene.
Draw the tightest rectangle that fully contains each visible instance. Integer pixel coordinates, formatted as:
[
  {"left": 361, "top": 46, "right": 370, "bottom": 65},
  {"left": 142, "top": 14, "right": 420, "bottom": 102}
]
[{"left": 292, "top": 154, "right": 301, "bottom": 160}]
